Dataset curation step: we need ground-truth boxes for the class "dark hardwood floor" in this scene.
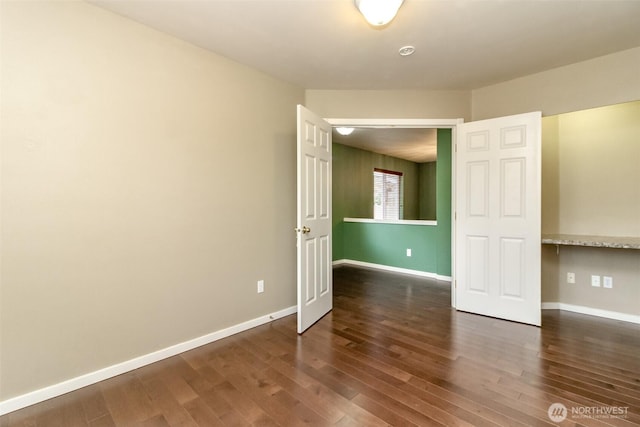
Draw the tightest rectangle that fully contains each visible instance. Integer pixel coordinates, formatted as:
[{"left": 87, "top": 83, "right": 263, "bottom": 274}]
[{"left": 2, "top": 266, "right": 639, "bottom": 426}]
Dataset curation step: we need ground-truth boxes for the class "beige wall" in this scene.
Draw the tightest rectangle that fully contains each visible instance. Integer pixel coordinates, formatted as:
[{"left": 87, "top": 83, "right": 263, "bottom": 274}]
[
  {"left": 541, "top": 116, "right": 560, "bottom": 234},
  {"left": 555, "top": 102, "right": 640, "bottom": 236},
  {"left": 542, "top": 102, "right": 640, "bottom": 236},
  {"left": 472, "top": 47, "right": 640, "bottom": 120},
  {"left": 556, "top": 247, "right": 639, "bottom": 316},
  {"left": 305, "top": 89, "right": 471, "bottom": 121},
  {"left": 540, "top": 102, "right": 640, "bottom": 315},
  {"left": 0, "top": 1, "right": 303, "bottom": 399}
]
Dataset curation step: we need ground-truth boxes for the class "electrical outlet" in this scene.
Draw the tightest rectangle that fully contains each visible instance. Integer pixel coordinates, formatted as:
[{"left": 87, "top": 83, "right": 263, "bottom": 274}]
[
  {"left": 603, "top": 276, "right": 613, "bottom": 289},
  {"left": 257, "top": 280, "right": 264, "bottom": 293},
  {"left": 591, "top": 275, "right": 601, "bottom": 287},
  {"left": 567, "top": 272, "right": 575, "bottom": 284},
  {"left": 406, "top": 248, "right": 412, "bottom": 257}
]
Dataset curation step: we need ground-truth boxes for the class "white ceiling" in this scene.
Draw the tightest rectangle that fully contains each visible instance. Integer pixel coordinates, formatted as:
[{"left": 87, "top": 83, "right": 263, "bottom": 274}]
[
  {"left": 333, "top": 127, "right": 437, "bottom": 163},
  {"left": 89, "top": 0, "right": 640, "bottom": 160},
  {"left": 91, "top": 0, "right": 640, "bottom": 90}
]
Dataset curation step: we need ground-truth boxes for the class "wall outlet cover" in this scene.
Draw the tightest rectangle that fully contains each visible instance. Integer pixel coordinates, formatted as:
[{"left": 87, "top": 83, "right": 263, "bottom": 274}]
[
  {"left": 591, "top": 275, "right": 601, "bottom": 287},
  {"left": 603, "top": 276, "right": 613, "bottom": 289}
]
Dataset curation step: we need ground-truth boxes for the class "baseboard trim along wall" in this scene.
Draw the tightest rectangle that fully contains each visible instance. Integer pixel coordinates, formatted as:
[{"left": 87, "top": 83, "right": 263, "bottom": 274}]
[
  {"left": 333, "top": 259, "right": 452, "bottom": 282},
  {"left": 542, "top": 302, "right": 640, "bottom": 325},
  {"left": 0, "top": 305, "right": 297, "bottom": 416}
]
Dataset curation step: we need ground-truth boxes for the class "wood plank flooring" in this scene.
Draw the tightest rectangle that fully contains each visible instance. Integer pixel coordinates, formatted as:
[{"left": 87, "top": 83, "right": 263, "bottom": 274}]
[{"left": 2, "top": 265, "right": 639, "bottom": 426}]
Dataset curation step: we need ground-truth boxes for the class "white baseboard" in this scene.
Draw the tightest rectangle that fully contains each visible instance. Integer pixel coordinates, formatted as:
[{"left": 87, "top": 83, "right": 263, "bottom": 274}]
[
  {"left": 333, "top": 259, "right": 452, "bottom": 282},
  {"left": 0, "top": 305, "right": 297, "bottom": 416},
  {"left": 542, "top": 302, "right": 640, "bottom": 325}
]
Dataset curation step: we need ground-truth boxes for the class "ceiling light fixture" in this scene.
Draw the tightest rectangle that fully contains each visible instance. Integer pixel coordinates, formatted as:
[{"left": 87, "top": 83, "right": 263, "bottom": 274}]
[
  {"left": 355, "top": 0, "right": 404, "bottom": 27},
  {"left": 335, "top": 127, "right": 355, "bottom": 136}
]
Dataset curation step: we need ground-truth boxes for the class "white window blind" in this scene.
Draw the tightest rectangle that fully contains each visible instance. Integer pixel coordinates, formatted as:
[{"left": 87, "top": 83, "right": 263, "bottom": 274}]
[{"left": 373, "top": 168, "right": 403, "bottom": 220}]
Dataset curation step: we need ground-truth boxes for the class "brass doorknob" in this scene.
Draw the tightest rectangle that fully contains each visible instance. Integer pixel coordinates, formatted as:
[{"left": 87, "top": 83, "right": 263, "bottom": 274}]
[{"left": 294, "top": 226, "right": 311, "bottom": 234}]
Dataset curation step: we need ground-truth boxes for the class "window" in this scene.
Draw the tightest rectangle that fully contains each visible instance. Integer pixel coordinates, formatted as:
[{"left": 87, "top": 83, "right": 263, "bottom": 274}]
[{"left": 373, "top": 168, "right": 403, "bottom": 220}]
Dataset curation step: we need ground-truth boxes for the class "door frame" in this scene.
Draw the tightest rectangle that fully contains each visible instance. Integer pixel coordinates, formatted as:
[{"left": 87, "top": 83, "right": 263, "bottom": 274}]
[{"left": 326, "top": 117, "right": 463, "bottom": 308}]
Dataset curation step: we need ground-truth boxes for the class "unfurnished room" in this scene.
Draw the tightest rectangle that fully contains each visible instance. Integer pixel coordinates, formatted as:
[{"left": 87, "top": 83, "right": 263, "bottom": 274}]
[{"left": 1, "top": 1, "right": 639, "bottom": 425}]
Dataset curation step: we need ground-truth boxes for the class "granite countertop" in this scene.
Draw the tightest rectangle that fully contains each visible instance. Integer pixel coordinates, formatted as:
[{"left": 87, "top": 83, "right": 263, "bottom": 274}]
[{"left": 541, "top": 234, "right": 640, "bottom": 250}]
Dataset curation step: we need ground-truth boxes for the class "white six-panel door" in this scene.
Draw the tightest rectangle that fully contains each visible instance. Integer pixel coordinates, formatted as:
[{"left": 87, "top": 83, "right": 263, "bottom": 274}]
[
  {"left": 455, "top": 112, "right": 542, "bottom": 326},
  {"left": 296, "top": 105, "right": 332, "bottom": 334}
]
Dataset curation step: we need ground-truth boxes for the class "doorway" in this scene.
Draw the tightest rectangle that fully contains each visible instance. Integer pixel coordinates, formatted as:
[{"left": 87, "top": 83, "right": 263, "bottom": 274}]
[
  {"left": 326, "top": 118, "right": 461, "bottom": 307},
  {"left": 298, "top": 112, "right": 542, "bottom": 328}
]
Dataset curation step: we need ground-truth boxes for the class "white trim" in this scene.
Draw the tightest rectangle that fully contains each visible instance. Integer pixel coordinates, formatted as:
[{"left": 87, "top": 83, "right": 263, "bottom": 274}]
[
  {"left": 542, "top": 302, "right": 640, "bottom": 325},
  {"left": 0, "top": 305, "right": 297, "bottom": 416},
  {"left": 333, "top": 259, "right": 452, "bottom": 282},
  {"left": 344, "top": 217, "right": 437, "bottom": 226},
  {"left": 326, "top": 118, "right": 464, "bottom": 128},
  {"left": 450, "top": 125, "right": 457, "bottom": 309}
]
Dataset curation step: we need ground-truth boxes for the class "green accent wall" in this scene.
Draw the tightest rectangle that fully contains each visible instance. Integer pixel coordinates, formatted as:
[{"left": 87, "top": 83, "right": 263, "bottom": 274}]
[
  {"left": 332, "top": 129, "right": 452, "bottom": 277},
  {"left": 418, "top": 161, "right": 437, "bottom": 220},
  {"left": 435, "top": 129, "right": 452, "bottom": 277}
]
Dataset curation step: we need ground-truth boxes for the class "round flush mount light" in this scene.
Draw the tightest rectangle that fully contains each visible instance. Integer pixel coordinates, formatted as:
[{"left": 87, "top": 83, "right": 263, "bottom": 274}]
[
  {"left": 398, "top": 45, "right": 415, "bottom": 56},
  {"left": 336, "top": 127, "right": 355, "bottom": 136},
  {"left": 355, "top": 0, "right": 404, "bottom": 27}
]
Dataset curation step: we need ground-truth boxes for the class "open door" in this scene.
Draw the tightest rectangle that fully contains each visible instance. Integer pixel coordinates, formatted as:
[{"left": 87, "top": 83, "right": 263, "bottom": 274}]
[
  {"left": 296, "top": 105, "right": 332, "bottom": 334},
  {"left": 455, "top": 112, "right": 541, "bottom": 326}
]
